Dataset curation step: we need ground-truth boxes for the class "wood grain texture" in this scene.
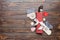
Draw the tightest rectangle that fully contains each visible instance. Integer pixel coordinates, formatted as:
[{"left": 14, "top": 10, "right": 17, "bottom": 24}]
[
  {"left": 1, "top": 0, "right": 42, "bottom": 3},
  {"left": 0, "top": 0, "right": 60, "bottom": 40}
]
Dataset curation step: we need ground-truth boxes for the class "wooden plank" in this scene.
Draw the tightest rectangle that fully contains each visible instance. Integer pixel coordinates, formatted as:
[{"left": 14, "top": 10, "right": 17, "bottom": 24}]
[
  {"left": 56, "top": 36, "right": 60, "bottom": 40},
  {"left": 57, "top": 24, "right": 60, "bottom": 29},
  {"left": 25, "top": 20, "right": 32, "bottom": 28},
  {"left": 0, "top": 11, "right": 26, "bottom": 15},
  {"left": 45, "top": 0, "right": 60, "bottom": 2},
  {"left": 1, "top": 2, "right": 41, "bottom": 11},
  {"left": 1, "top": 2, "right": 60, "bottom": 11},
  {"left": 0, "top": 10, "right": 60, "bottom": 16},
  {"left": 0, "top": 4, "right": 2, "bottom": 10},
  {"left": 1, "top": 28, "right": 31, "bottom": 33},
  {"left": 0, "top": 34, "right": 7, "bottom": 40},
  {"left": 15, "top": 36, "right": 55, "bottom": 40},
  {"left": 44, "top": 2, "right": 60, "bottom": 11},
  {"left": 2, "top": 15, "right": 27, "bottom": 20},
  {"left": 1, "top": 0, "right": 60, "bottom": 3},
  {"left": 2, "top": 33, "right": 56, "bottom": 37},
  {"left": 3, "top": 33, "right": 37, "bottom": 36},
  {"left": 2, "top": 19, "right": 25, "bottom": 28},
  {"left": 2, "top": 33, "right": 56, "bottom": 40},
  {"left": 1, "top": 11, "right": 60, "bottom": 19},
  {"left": 2, "top": 0, "right": 42, "bottom": 3},
  {"left": 54, "top": 28, "right": 60, "bottom": 35},
  {"left": 48, "top": 11, "right": 60, "bottom": 16},
  {"left": 6, "top": 39, "right": 15, "bottom": 40},
  {"left": 1, "top": 27, "right": 59, "bottom": 36}
]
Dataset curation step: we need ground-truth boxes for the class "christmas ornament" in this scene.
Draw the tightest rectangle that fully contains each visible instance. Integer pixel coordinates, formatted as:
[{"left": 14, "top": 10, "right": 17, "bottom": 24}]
[{"left": 27, "top": 0, "right": 53, "bottom": 35}]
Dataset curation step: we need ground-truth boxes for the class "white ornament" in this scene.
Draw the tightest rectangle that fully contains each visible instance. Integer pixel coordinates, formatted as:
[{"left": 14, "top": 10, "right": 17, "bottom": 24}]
[
  {"left": 27, "top": 12, "right": 36, "bottom": 19},
  {"left": 31, "top": 27, "right": 36, "bottom": 32},
  {"left": 31, "top": 22, "right": 34, "bottom": 26},
  {"left": 43, "top": 18, "right": 46, "bottom": 21}
]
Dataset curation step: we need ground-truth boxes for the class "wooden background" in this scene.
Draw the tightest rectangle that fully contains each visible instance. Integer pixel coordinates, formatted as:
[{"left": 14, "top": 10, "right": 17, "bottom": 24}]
[{"left": 0, "top": 0, "right": 60, "bottom": 40}]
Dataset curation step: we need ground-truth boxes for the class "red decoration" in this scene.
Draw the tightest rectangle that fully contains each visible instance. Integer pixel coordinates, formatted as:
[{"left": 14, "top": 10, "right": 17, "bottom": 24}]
[
  {"left": 43, "top": 12, "right": 48, "bottom": 16},
  {"left": 36, "top": 12, "right": 48, "bottom": 34}
]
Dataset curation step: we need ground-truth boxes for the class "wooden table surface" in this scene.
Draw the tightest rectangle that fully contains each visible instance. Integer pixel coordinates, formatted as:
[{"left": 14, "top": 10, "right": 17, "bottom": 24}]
[{"left": 0, "top": 0, "right": 60, "bottom": 40}]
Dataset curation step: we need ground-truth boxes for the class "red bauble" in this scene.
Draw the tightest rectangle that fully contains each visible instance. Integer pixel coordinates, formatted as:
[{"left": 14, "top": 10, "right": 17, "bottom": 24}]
[{"left": 43, "top": 12, "right": 48, "bottom": 16}]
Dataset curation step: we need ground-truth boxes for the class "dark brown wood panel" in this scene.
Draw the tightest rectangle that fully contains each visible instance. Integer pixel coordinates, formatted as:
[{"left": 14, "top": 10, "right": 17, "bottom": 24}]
[
  {"left": 1, "top": 0, "right": 60, "bottom": 3},
  {"left": 45, "top": 0, "right": 60, "bottom": 2},
  {"left": 1, "top": 2, "right": 41, "bottom": 11},
  {"left": 1, "top": 0, "right": 42, "bottom": 3},
  {"left": 44, "top": 2, "right": 60, "bottom": 11},
  {"left": 0, "top": 0, "right": 60, "bottom": 40},
  {"left": 1, "top": 2, "right": 60, "bottom": 11}
]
